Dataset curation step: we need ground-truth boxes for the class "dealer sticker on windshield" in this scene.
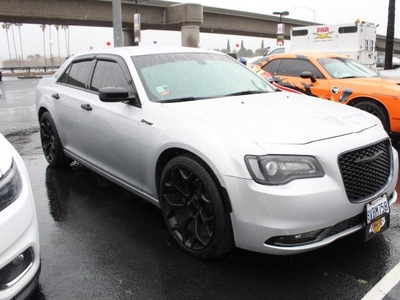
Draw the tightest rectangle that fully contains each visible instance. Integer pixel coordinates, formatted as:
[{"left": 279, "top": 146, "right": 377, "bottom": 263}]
[{"left": 364, "top": 195, "right": 390, "bottom": 241}]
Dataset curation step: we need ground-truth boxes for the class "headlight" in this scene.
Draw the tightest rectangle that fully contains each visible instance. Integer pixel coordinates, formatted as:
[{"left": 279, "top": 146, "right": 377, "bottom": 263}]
[
  {"left": 245, "top": 155, "right": 324, "bottom": 185},
  {"left": 0, "top": 159, "right": 23, "bottom": 212}
]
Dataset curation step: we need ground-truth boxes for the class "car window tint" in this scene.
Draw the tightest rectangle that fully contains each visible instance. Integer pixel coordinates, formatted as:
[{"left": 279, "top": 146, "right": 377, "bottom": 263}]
[
  {"left": 276, "top": 59, "right": 324, "bottom": 78},
  {"left": 90, "top": 60, "right": 132, "bottom": 93},
  {"left": 263, "top": 59, "right": 280, "bottom": 75},
  {"left": 59, "top": 60, "right": 93, "bottom": 88}
]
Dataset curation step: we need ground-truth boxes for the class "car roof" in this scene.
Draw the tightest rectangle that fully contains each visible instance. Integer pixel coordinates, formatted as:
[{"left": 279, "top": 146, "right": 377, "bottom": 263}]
[
  {"left": 69, "top": 46, "right": 220, "bottom": 58},
  {"left": 266, "top": 52, "right": 349, "bottom": 59}
]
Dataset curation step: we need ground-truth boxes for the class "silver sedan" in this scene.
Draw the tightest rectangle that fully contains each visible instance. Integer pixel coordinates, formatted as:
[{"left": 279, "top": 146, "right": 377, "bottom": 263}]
[{"left": 36, "top": 47, "right": 398, "bottom": 259}]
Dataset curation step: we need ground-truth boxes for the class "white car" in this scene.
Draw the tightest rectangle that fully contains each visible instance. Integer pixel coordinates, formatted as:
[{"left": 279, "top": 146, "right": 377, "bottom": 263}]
[
  {"left": 0, "top": 134, "right": 40, "bottom": 299},
  {"left": 36, "top": 47, "right": 398, "bottom": 259}
]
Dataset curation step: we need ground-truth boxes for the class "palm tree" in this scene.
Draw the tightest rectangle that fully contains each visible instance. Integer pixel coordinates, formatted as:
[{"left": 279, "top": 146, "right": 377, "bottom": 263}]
[
  {"left": 55, "top": 25, "right": 61, "bottom": 64},
  {"left": 15, "top": 23, "right": 23, "bottom": 66},
  {"left": 40, "top": 24, "right": 47, "bottom": 65},
  {"left": 2, "top": 23, "right": 13, "bottom": 64},
  {"left": 10, "top": 24, "right": 19, "bottom": 65},
  {"left": 61, "top": 25, "right": 70, "bottom": 57},
  {"left": 384, "top": 0, "right": 396, "bottom": 70},
  {"left": 48, "top": 25, "right": 54, "bottom": 65}
]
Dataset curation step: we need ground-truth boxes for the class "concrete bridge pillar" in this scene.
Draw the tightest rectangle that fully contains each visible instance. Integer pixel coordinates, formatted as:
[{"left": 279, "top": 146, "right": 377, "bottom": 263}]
[
  {"left": 181, "top": 24, "right": 200, "bottom": 47},
  {"left": 167, "top": 3, "right": 203, "bottom": 47},
  {"left": 123, "top": 3, "right": 203, "bottom": 47},
  {"left": 123, "top": 29, "right": 134, "bottom": 47}
]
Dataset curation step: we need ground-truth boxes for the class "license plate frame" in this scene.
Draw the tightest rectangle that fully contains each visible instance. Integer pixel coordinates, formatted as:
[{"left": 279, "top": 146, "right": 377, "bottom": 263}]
[{"left": 364, "top": 194, "right": 390, "bottom": 241}]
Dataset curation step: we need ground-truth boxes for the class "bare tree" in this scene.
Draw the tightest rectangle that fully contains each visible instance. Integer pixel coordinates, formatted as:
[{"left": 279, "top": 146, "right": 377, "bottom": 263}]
[
  {"left": 2, "top": 23, "right": 13, "bottom": 63},
  {"left": 40, "top": 24, "right": 47, "bottom": 65},
  {"left": 384, "top": 0, "right": 396, "bottom": 70}
]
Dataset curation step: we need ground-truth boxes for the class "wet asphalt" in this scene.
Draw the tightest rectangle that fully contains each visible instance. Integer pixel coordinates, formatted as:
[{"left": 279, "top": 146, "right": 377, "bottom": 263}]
[{"left": 1, "top": 76, "right": 400, "bottom": 300}]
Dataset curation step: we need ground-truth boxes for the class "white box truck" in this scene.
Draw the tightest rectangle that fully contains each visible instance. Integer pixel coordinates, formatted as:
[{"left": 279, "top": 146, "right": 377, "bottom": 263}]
[{"left": 267, "top": 20, "right": 378, "bottom": 68}]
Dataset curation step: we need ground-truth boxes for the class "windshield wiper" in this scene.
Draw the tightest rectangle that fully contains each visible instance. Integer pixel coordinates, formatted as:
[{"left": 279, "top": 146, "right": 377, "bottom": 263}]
[
  {"left": 165, "top": 96, "right": 207, "bottom": 103},
  {"left": 340, "top": 76, "right": 359, "bottom": 79},
  {"left": 222, "top": 90, "right": 267, "bottom": 97}
]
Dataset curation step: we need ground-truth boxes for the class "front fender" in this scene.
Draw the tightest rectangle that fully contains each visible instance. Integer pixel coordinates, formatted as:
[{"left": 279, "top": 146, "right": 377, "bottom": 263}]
[{"left": 137, "top": 111, "right": 265, "bottom": 199}]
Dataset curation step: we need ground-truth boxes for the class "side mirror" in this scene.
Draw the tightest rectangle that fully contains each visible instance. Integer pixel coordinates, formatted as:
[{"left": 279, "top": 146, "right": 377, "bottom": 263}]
[
  {"left": 99, "top": 86, "right": 140, "bottom": 106},
  {"left": 99, "top": 86, "right": 135, "bottom": 103},
  {"left": 300, "top": 71, "right": 317, "bottom": 83}
]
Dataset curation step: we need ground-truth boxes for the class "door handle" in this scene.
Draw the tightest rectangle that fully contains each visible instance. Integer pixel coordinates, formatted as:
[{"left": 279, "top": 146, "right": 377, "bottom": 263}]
[
  {"left": 80, "top": 104, "right": 93, "bottom": 111},
  {"left": 52, "top": 93, "right": 60, "bottom": 100}
]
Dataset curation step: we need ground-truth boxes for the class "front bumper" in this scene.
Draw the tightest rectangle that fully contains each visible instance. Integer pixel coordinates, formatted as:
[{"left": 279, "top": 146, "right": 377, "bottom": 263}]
[
  {"left": 225, "top": 136, "right": 399, "bottom": 255},
  {"left": 12, "top": 262, "right": 41, "bottom": 300}
]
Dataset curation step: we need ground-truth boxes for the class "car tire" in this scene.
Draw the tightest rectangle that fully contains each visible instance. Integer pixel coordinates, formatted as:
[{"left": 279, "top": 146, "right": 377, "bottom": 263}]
[
  {"left": 159, "top": 154, "right": 234, "bottom": 259},
  {"left": 39, "top": 111, "right": 72, "bottom": 167},
  {"left": 353, "top": 101, "right": 390, "bottom": 133}
]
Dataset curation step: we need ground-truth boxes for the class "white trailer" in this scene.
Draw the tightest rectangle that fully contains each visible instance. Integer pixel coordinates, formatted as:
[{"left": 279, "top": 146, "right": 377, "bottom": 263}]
[{"left": 289, "top": 20, "right": 378, "bottom": 68}]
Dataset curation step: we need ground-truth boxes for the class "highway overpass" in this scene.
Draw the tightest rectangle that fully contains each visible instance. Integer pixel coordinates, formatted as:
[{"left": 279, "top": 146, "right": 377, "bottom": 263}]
[{"left": 0, "top": 0, "right": 399, "bottom": 53}]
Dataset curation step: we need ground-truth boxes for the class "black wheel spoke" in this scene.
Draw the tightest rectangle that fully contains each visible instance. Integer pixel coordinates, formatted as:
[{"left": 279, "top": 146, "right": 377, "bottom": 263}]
[
  {"left": 195, "top": 218, "right": 210, "bottom": 247},
  {"left": 44, "top": 143, "right": 55, "bottom": 161},
  {"left": 174, "top": 167, "right": 193, "bottom": 198}
]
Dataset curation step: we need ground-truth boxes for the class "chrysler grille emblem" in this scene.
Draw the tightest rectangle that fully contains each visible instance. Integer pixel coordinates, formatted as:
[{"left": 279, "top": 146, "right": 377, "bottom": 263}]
[{"left": 354, "top": 150, "right": 384, "bottom": 164}]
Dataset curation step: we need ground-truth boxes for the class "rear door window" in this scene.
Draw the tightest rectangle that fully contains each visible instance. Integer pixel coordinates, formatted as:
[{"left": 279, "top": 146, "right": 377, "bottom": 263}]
[
  {"left": 276, "top": 59, "right": 324, "bottom": 79},
  {"left": 58, "top": 60, "right": 94, "bottom": 89}
]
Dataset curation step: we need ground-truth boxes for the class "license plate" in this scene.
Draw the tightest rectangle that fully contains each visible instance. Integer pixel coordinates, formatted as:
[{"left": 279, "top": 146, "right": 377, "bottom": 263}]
[
  {"left": 366, "top": 195, "right": 389, "bottom": 224},
  {"left": 364, "top": 195, "right": 390, "bottom": 241}
]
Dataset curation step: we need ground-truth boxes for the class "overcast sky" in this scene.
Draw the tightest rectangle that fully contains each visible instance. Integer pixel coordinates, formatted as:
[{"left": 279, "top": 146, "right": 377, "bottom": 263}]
[{"left": 0, "top": 0, "right": 398, "bottom": 61}]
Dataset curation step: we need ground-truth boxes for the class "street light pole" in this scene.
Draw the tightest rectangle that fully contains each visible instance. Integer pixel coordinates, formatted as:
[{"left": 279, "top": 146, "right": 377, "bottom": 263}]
[
  {"left": 273, "top": 11, "right": 289, "bottom": 23},
  {"left": 273, "top": 11, "right": 289, "bottom": 46},
  {"left": 112, "top": 0, "right": 123, "bottom": 47}
]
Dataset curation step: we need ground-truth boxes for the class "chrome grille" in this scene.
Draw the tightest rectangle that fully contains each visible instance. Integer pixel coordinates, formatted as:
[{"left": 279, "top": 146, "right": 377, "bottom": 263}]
[{"left": 338, "top": 139, "right": 392, "bottom": 203}]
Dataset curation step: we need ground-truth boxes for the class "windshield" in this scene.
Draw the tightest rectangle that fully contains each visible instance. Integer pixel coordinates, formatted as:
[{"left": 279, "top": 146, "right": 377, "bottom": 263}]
[
  {"left": 317, "top": 57, "right": 378, "bottom": 79},
  {"left": 131, "top": 52, "right": 275, "bottom": 102}
]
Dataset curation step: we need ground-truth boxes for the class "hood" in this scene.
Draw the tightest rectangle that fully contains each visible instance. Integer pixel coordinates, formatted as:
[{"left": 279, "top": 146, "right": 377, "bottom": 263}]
[
  {"left": 163, "top": 92, "right": 378, "bottom": 145},
  {"left": 378, "top": 70, "right": 400, "bottom": 82},
  {"left": 341, "top": 75, "right": 400, "bottom": 89}
]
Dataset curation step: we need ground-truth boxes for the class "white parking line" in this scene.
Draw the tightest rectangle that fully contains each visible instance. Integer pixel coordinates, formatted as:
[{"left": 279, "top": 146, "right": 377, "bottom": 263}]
[{"left": 362, "top": 261, "right": 400, "bottom": 300}]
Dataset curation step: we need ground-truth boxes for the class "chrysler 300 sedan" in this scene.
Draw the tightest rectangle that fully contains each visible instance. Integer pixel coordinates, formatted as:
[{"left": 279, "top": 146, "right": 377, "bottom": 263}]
[{"left": 36, "top": 47, "right": 398, "bottom": 259}]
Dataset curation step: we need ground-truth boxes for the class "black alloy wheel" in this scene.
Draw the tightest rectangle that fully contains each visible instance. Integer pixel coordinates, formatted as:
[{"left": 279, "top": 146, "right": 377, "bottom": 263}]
[
  {"left": 40, "top": 111, "right": 71, "bottom": 167},
  {"left": 159, "top": 154, "right": 233, "bottom": 259}
]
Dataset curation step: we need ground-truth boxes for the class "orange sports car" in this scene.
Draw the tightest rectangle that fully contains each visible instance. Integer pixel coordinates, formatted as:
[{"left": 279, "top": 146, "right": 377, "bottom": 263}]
[{"left": 248, "top": 53, "right": 400, "bottom": 139}]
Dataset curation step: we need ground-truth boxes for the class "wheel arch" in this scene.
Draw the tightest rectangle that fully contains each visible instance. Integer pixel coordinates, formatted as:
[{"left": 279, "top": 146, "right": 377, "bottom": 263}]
[
  {"left": 347, "top": 96, "right": 390, "bottom": 129},
  {"left": 37, "top": 106, "right": 49, "bottom": 121},
  {"left": 155, "top": 148, "right": 233, "bottom": 213}
]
